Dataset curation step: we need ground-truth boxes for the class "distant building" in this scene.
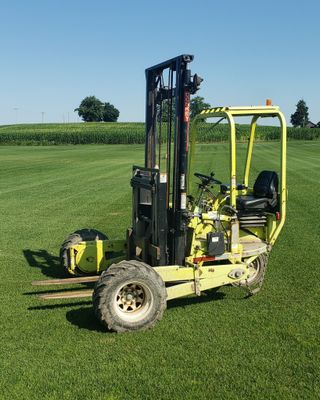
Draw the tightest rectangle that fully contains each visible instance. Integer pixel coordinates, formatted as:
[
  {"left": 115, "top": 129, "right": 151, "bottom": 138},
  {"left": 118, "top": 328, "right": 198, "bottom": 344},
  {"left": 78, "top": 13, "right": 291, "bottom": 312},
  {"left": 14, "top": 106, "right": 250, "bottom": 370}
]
[{"left": 305, "top": 121, "right": 317, "bottom": 128}]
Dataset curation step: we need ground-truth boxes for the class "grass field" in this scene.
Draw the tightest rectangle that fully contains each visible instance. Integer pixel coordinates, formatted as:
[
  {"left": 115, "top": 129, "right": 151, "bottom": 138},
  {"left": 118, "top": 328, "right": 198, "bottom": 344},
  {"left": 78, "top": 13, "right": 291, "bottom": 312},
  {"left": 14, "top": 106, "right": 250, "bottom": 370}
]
[
  {"left": 0, "top": 122, "right": 319, "bottom": 144},
  {"left": 0, "top": 142, "right": 319, "bottom": 399}
]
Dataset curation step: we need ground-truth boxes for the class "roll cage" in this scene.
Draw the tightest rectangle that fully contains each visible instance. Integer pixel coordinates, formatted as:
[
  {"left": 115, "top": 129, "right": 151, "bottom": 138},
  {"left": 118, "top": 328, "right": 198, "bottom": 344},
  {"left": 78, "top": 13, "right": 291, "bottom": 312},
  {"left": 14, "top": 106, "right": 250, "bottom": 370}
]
[{"left": 188, "top": 106, "right": 287, "bottom": 245}]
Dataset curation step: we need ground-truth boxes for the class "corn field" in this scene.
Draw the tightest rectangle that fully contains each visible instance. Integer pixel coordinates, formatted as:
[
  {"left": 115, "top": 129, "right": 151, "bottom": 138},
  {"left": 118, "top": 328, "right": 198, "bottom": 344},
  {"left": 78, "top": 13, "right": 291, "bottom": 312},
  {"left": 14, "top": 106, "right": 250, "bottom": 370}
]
[{"left": 0, "top": 122, "right": 319, "bottom": 145}]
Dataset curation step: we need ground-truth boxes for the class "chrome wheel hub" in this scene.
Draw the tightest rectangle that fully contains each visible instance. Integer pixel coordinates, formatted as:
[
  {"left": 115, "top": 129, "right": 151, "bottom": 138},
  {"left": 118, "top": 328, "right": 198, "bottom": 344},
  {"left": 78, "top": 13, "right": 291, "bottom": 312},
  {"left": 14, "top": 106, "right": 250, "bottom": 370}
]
[{"left": 117, "top": 283, "right": 146, "bottom": 313}]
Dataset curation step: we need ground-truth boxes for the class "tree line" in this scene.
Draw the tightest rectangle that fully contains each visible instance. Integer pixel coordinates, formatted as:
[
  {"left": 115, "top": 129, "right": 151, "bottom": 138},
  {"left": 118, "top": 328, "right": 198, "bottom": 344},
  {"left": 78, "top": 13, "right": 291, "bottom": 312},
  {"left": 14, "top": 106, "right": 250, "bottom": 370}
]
[
  {"left": 75, "top": 96, "right": 320, "bottom": 129},
  {"left": 75, "top": 96, "right": 211, "bottom": 123}
]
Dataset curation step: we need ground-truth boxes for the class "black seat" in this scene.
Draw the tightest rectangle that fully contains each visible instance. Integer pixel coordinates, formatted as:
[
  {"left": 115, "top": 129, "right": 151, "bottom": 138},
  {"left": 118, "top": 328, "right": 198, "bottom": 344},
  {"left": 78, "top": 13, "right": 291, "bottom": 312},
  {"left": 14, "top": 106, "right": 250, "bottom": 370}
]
[{"left": 237, "top": 170, "right": 278, "bottom": 211}]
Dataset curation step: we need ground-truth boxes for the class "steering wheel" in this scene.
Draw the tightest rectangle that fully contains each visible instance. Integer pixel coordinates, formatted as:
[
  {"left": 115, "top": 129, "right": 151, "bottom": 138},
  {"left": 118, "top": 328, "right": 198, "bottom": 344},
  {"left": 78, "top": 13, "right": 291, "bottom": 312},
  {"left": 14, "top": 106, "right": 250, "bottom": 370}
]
[{"left": 194, "top": 172, "right": 222, "bottom": 185}]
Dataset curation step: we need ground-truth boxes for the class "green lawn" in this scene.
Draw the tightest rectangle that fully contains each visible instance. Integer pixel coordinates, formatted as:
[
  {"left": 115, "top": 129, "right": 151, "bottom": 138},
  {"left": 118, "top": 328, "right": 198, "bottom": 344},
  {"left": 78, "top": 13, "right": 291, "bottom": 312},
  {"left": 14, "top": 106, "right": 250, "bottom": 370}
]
[{"left": 0, "top": 142, "right": 319, "bottom": 400}]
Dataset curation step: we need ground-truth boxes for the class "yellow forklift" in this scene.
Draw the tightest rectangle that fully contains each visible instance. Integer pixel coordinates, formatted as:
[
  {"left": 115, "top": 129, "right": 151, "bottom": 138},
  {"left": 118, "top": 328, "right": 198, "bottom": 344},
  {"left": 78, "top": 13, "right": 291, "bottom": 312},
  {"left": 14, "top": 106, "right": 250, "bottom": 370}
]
[{"left": 33, "top": 55, "right": 287, "bottom": 332}]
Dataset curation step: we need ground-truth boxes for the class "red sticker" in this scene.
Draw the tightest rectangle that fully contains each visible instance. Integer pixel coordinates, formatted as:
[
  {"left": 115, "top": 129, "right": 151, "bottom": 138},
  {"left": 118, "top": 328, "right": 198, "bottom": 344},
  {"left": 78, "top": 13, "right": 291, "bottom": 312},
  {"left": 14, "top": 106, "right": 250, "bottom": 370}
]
[{"left": 184, "top": 91, "right": 190, "bottom": 122}]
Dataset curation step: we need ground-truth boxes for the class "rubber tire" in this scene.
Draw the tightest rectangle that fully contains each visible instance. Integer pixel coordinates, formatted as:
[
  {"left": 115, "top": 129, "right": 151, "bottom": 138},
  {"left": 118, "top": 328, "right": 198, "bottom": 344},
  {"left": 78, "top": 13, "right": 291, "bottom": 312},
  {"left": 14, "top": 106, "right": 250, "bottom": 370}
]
[
  {"left": 93, "top": 260, "right": 167, "bottom": 332},
  {"left": 60, "top": 228, "right": 107, "bottom": 275},
  {"left": 237, "top": 253, "right": 268, "bottom": 287}
]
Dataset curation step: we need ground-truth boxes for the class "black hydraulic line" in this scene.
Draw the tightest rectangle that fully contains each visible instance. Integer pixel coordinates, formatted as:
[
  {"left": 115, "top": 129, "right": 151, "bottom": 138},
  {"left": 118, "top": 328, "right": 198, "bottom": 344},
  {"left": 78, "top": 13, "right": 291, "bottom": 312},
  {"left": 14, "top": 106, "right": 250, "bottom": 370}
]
[
  {"left": 158, "top": 72, "right": 167, "bottom": 169},
  {"left": 171, "top": 60, "right": 180, "bottom": 213},
  {"left": 210, "top": 117, "right": 225, "bottom": 129},
  {"left": 158, "top": 104, "right": 162, "bottom": 169},
  {"left": 166, "top": 67, "right": 173, "bottom": 207}
]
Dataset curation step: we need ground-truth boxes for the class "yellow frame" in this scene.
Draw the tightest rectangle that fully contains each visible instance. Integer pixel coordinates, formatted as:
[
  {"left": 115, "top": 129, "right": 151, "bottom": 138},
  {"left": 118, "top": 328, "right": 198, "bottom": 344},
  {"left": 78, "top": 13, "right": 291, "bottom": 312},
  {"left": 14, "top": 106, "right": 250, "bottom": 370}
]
[{"left": 189, "top": 105, "right": 287, "bottom": 245}]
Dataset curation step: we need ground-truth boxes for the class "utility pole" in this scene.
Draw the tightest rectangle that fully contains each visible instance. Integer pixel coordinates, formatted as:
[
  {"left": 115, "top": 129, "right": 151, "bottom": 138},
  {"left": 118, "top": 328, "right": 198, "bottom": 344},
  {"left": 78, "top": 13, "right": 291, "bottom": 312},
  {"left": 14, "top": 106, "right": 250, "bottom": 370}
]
[{"left": 41, "top": 112, "right": 45, "bottom": 123}]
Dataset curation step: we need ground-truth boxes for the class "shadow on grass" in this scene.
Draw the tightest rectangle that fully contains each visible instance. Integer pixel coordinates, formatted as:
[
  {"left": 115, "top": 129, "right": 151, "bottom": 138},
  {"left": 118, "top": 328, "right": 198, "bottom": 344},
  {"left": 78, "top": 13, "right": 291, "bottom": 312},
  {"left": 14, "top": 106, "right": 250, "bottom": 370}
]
[
  {"left": 23, "top": 249, "right": 66, "bottom": 279},
  {"left": 167, "top": 288, "right": 225, "bottom": 309},
  {"left": 65, "top": 289, "right": 225, "bottom": 333},
  {"left": 66, "top": 307, "right": 108, "bottom": 333}
]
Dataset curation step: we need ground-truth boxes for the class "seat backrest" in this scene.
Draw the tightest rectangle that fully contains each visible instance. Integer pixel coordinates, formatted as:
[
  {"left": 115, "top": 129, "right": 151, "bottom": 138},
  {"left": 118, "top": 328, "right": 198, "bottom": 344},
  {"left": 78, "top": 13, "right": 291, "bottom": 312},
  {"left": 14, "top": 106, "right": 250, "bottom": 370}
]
[{"left": 253, "top": 170, "right": 279, "bottom": 198}]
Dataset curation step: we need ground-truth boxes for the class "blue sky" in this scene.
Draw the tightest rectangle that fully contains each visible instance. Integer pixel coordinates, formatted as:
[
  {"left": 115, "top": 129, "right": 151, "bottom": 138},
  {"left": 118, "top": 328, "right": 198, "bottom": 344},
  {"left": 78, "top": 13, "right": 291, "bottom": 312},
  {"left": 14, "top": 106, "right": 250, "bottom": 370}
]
[{"left": 1, "top": 0, "right": 319, "bottom": 125}]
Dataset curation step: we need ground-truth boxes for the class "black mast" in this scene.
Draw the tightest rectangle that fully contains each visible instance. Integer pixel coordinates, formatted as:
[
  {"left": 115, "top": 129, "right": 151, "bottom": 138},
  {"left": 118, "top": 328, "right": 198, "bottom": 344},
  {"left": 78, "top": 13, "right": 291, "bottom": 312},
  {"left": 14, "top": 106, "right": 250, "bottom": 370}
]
[{"left": 131, "top": 55, "right": 201, "bottom": 266}]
